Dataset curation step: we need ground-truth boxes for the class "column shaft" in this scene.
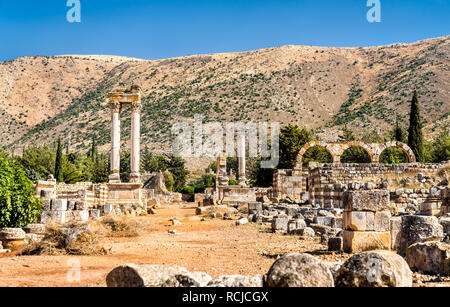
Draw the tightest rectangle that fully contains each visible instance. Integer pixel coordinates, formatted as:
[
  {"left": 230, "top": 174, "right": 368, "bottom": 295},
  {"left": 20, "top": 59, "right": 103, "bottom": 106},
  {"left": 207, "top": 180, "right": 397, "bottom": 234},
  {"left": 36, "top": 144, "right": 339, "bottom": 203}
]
[
  {"left": 109, "top": 107, "right": 121, "bottom": 183},
  {"left": 130, "top": 103, "right": 142, "bottom": 183},
  {"left": 237, "top": 133, "right": 247, "bottom": 187}
]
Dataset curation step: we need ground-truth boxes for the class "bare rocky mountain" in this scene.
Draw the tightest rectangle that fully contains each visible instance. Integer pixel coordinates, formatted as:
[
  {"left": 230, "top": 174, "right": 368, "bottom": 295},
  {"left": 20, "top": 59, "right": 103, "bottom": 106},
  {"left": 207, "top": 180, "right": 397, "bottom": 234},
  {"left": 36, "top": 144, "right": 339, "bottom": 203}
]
[{"left": 0, "top": 36, "right": 448, "bottom": 157}]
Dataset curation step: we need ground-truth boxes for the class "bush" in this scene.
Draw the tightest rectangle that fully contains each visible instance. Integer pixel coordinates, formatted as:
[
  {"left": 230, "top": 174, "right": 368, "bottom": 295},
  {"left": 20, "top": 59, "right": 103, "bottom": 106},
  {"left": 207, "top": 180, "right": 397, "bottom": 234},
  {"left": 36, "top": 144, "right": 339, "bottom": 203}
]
[
  {"left": 0, "top": 156, "right": 42, "bottom": 228},
  {"left": 180, "top": 186, "right": 195, "bottom": 195}
]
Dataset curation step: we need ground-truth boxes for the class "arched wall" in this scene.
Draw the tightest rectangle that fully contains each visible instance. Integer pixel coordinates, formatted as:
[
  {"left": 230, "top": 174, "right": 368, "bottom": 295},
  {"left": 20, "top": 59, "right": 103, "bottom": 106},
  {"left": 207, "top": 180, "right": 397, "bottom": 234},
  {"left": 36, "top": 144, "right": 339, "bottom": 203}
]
[{"left": 295, "top": 141, "right": 416, "bottom": 169}]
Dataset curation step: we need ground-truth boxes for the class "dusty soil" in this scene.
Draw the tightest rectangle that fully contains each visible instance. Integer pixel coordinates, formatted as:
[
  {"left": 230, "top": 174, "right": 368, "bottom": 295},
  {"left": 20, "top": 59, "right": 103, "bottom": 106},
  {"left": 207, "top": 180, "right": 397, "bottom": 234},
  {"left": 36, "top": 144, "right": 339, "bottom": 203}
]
[{"left": 0, "top": 204, "right": 448, "bottom": 287}]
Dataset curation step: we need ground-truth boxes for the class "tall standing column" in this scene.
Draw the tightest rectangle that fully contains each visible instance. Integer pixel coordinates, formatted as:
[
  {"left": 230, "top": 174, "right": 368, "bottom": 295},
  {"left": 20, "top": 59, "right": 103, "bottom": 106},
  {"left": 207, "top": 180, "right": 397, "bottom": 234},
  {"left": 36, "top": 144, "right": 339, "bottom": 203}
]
[
  {"left": 237, "top": 132, "right": 247, "bottom": 187},
  {"left": 130, "top": 101, "right": 142, "bottom": 183},
  {"left": 109, "top": 101, "right": 121, "bottom": 183}
]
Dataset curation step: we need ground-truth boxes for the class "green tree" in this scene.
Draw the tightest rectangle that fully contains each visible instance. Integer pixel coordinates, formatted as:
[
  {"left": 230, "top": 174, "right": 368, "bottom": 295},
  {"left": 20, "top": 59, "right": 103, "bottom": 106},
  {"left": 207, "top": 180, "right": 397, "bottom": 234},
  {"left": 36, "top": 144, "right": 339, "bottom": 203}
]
[
  {"left": 391, "top": 121, "right": 408, "bottom": 143},
  {"left": 279, "top": 124, "right": 313, "bottom": 169},
  {"left": 338, "top": 125, "right": 356, "bottom": 142},
  {"left": 424, "top": 131, "right": 450, "bottom": 163},
  {"left": 54, "top": 138, "right": 64, "bottom": 182},
  {"left": 167, "top": 156, "right": 189, "bottom": 192},
  {"left": 408, "top": 91, "right": 425, "bottom": 162},
  {"left": 0, "top": 156, "right": 42, "bottom": 228}
]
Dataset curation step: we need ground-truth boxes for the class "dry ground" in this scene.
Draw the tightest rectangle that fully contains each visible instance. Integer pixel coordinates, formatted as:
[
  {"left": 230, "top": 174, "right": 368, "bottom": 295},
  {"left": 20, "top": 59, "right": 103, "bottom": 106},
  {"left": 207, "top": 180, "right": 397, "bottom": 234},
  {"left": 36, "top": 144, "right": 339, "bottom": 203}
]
[{"left": 0, "top": 204, "right": 448, "bottom": 287}]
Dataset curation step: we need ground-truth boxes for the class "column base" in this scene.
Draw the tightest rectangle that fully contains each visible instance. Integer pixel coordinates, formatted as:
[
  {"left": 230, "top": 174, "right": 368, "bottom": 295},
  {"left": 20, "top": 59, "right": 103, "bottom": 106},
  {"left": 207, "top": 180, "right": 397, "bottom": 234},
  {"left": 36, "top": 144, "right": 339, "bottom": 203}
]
[
  {"left": 109, "top": 173, "right": 121, "bottom": 184},
  {"left": 130, "top": 173, "right": 142, "bottom": 184},
  {"left": 238, "top": 177, "right": 247, "bottom": 187}
]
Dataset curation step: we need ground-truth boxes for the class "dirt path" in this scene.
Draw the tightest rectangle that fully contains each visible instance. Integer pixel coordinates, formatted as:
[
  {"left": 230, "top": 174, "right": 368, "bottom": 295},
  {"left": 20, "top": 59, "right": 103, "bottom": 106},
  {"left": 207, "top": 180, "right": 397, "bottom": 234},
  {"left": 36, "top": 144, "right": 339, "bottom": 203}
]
[
  {"left": 0, "top": 204, "right": 335, "bottom": 287},
  {"left": 0, "top": 204, "right": 448, "bottom": 287}
]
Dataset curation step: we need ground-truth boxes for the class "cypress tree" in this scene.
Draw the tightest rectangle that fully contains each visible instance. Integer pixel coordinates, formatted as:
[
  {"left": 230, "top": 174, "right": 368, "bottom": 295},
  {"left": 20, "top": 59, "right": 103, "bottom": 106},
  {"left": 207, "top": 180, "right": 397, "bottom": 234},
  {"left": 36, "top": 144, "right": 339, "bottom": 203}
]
[
  {"left": 408, "top": 91, "right": 424, "bottom": 162},
  {"left": 54, "top": 137, "right": 64, "bottom": 182}
]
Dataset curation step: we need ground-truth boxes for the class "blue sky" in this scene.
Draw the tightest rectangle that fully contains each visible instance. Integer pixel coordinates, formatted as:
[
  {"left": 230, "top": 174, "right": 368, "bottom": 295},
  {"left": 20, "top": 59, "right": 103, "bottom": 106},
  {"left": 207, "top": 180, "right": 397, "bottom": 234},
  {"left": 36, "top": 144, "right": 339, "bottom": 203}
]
[{"left": 0, "top": 0, "right": 449, "bottom": 61}]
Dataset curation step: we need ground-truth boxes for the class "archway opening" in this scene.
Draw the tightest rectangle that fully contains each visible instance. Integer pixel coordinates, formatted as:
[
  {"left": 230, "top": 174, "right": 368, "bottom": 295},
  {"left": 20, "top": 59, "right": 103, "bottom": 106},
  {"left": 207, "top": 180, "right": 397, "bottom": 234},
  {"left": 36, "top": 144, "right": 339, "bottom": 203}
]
[
  {"left": 379, "top": 147, "right": 410, "bottom": 164},
  {"left": 302, "top": 146, "right": 333, "bottom": 168},
  {"left": 341, "top": 146, "right": 372, "bottom": 163}
]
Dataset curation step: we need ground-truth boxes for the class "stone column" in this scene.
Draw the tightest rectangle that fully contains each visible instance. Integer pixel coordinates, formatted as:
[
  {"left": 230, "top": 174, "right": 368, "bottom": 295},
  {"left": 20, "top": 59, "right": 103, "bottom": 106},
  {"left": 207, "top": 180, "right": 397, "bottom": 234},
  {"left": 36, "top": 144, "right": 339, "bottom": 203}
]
[
  {"left": 130, "top": 101, "right": 142, "bottom": 183},
  {"left": 109, "top": 101, "right": 121, "bottom": 183},
  {"left": 237, "top": 132, "right": 247, "bottom": 187}
]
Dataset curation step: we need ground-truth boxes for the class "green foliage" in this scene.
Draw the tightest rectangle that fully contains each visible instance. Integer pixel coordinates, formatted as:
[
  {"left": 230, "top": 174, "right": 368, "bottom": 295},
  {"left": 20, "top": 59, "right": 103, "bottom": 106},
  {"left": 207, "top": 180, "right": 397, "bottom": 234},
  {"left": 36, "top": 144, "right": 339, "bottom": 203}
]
[
  {"left": 341, "top": 147, "right": 371, "bottom": 163},
  {"left": 54, "top": 138, "right": 64, "bottom": 182},
  {"left": 180, "top": 186, "right": 195, "bottom": 195},
  {"left": 380, "top": 148, "right": 409, "bottom": 164},
  {"left": 408, "top": 91, "right": 425, "bottom": 162},
  {"left": 424, "top": 131, "right": 450, "bottom": 163},
  {"left": 279, "top": 124, "right": 313, "bottom": 169},
  {"left": 167, "top": 156, "right": 189, "bottom": 192},
  {"left": 228, "top": 179, "right": 239, "bottom": 186},
  {"left": 164, "top": 172, "right": 175, "bottom": 192},
  {"left": 338, "top": 125, "right": 356, "bottom": 142},
  {"left": 19, "top": 145, "right": 55, "bottom": 180},
  {"left": 391, "top": 122, "right": 408, "bottom": 143},
  {"left": 302, "top": 147, "right": 333, "bottom": 167},
  {"left": 0, "top": 156, "right": 42, "bottom": 228}
]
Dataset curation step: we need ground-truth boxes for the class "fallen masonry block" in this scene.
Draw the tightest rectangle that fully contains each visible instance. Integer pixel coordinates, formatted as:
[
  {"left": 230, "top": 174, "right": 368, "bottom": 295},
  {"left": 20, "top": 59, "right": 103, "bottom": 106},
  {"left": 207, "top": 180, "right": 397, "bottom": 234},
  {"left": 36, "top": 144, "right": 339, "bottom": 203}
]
[
  {"left": 272, "top": 216, "right": 289, "bottom": 233},
  {"left": 313, "top": 216, "right": 334, "bottom": 227},
  {"left": 40, "top": 210, "right": 67, "bottom": 224},
  {"left": 70, "top": 210, "right": 89, "bottom": 222},
  {"left": 0, "top": 228, "right": 26, "bottom": 249},
  {"left": 439, "top": 217, "right": 450, "bottom": 234},
  {"left": 328, "top": 237, "right": 343, "bottom": 252},
  {"left": 406, "top": 242, "right": 450, "bottom": 276},
  {"left": 344, "top": 211, "right": 374, "bottom": 231},
  {"left": 89, "top": 209, "right": 101, "bottom": 219},
  {"left": 343, "top": 230, "right": 391, "bottom": 253},
  {"left": 399, "top": 215, "right": 444, "bottom": 256}
]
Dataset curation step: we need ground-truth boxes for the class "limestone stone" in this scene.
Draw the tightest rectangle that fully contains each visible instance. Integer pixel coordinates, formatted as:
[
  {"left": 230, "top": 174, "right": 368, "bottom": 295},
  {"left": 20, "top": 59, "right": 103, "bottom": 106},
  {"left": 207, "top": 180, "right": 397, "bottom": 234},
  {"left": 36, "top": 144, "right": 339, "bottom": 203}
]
[
  {"left": 51, "top": 199, "right": 68, "bottom": 211},
  {"left": 343, "top": 230, "right": 391, "bottom": 253},
  {"left": 106, "top": 264, "right": 189, "bottom": 287},
  {"left": 272, "top": 216, "right": 289, "bottom": 232},
  {"left": 335, "top": 251, "right": 412, "bottom": 287},
  {"left": 22, "top": 224, "right": 45, "bottom": 234},
  {"left": 374, "top": 211, "right": 391, "bottom": 232},
  {"left": 236, "top": 218, "right": 249, "bottom": 226},
  {"left": 162, "top": 272, "right": 212, "bottom": 287},
  {"left": 399, "top": 215, "right": 444, "bottom": 256},
  {"left": 390, "top": 216, "right": 402, "bottom": 251},
  {"left": 343, "top": 190, "right": 390, "bottom": 212},
  {"left": 328, "top": 237, "right": 343, "bottom": 252},
  {"left": 298, "top": 227, "right": 315, "bottom": 237},
  {"left": 207, "top": 275, "right": 263, "bottom": 287},
  {"left": 0, "top": 228, "right": 26, "bottom": 240},
  {"left": 440, "top": 217, "right": 450, "bottom": 234},
  {"left": 266, "top": 253, "right": 334, "bottom": 287},
  {"left": 344, "top": 211, "right": 374, "bottom": 231},
  {"left": 406, "top": 242, "right": 450, "bottom": 276},
  {"left": 42, "top": 199, "right": 51, "bottom": 211}
]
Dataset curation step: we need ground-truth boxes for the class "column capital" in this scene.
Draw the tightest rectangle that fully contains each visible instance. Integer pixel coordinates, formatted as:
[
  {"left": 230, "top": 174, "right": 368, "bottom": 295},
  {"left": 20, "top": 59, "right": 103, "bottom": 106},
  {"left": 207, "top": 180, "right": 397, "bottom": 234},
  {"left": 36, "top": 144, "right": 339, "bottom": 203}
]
[
  {"left": 109, "top": 100, "right": 122, "bottom": 114},
  {"left": 131, "top": 101, "right": 142, "bottom": 114}
]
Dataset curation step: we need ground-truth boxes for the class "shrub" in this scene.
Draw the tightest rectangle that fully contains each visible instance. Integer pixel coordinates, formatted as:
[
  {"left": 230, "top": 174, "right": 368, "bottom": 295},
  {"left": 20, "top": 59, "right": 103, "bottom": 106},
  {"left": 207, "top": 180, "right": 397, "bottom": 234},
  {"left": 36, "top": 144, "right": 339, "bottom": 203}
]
[{"left": 0, "top": 156, "right": 42, "bottom": 228}]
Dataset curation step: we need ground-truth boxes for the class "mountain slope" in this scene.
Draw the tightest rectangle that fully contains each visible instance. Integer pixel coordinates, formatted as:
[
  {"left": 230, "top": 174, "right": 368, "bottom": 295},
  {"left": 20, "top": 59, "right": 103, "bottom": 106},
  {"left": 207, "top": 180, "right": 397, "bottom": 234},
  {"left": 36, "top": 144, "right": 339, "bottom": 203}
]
[{"left": 0, "top": 36, "right": 449, "bottom": 156}]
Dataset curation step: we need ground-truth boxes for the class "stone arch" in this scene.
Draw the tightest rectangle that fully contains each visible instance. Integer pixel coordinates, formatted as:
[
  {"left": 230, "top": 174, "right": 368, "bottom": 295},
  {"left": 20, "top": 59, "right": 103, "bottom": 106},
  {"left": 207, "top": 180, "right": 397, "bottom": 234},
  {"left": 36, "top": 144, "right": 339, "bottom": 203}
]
[
  {"left": 373, "top": 142, "right": 416, "bottom": 163},
  {"left": 339, "top": 141, "right": 374, "bottom": 163},
  {"left": 295, "top": 142, "right": 336, "bottom": 169}
]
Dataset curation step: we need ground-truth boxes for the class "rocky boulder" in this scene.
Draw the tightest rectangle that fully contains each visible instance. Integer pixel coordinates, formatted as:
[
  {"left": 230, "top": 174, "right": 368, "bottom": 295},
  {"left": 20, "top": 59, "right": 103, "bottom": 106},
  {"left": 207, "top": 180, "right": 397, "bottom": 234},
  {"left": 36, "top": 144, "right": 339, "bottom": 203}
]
[
  {"left": 106, "top": 264, "right": 189, "bottom": 287},
  {"left": 406, "top": 242, "right": 450, "bottom": 276},
  {"left": 162, "top": 271, "right": 212, "bottom": 287},
  {"left": 266, "top": 253, "right": 334, "bottom": 287},
  {"left": 207, "top": 275, "right": 263, "bottom": 287},
  {"left": 335, "top": 251, "right": 412, "bottom": 287}
]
